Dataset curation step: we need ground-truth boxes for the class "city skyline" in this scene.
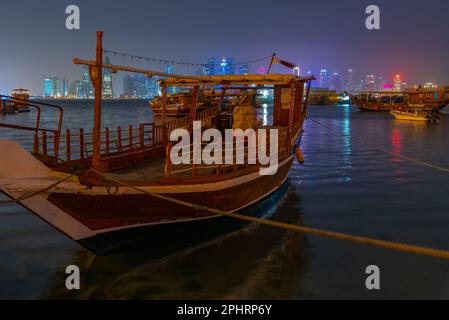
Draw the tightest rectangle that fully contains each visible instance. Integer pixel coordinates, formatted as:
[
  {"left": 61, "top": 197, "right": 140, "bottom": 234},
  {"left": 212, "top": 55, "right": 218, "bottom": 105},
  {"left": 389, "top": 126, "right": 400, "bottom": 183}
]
[
  {"left": 2, "top": 0, "right": 449, "bottom": 95},
  {"left": 40, "top": 63, "right": 436, "bottom": 99}
]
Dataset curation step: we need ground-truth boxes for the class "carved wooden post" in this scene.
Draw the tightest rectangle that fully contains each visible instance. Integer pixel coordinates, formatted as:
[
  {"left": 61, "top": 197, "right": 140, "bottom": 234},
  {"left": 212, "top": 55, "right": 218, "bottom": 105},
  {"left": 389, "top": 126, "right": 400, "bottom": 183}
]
[
  {"left": 33, "top": 131, "right": 39, "bottom": 154},
  {"left": 128, "top": 125, "right": 133, "bottom": 151},
  {"left": 151, "top": 123, "right": 155, "bottom": 146},
  {"left": 105, "top": 127, "right": 110, "bottom": 156},
  {"left": 66, "top": 129, "right": 71, "bottom": 163},
  {"left": 117, "top": 126, "right": 122, "bottom": 153},
  {"left": 80, "top": 128, "right": 85, "bottom": 160},
  {"left": 165, "top": 142, "right": 171, "bottom": 176},
  {"left": 139, "top": 124, "right": 144, "bottom": 149},
  {"left": 92, "top": 31, "right": 103, "bottom": 170},
  {"left": 42, "top": 131, "right": 47, "bottom": 157},
  {"left": 53, "top": 131, "right": 60, "bottom": 161}
]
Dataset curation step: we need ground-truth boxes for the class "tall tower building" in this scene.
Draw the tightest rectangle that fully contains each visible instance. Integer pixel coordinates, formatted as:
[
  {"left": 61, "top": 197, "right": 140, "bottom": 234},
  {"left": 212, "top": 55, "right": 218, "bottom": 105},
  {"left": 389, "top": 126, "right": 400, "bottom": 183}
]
[
  {"left": 81, "top": 66, "right": 94, "bottom": 98},
  {"left": 123, "top": 74, "right": 136, "bottom": 97},
  {"left": 365, "top": 74, "right": 376, "bottom": 91},
  {"left": 377, "top": 76, "right": 384, "bottom": 91},
  {"left": 219, "top": 58, "right": 235, "bottom": 75},
  {"left": 345, "top": 69, "right": 355, "bottom": 93},
  {"left": 62, "top": 78, "right": 69, "bottom": 97},
  {"left": 207, "top": 58, "right": 216, "bottom": 76},
  {"left": 43, "top": 77, "right": 52, "bottom": 97},
  {"left": 239, "top": 64, "right": 250, "bottom": 75},
  {"left": 319, "top": 69, "right": 329, "bottom": 89},
  {"left": 69, "top": 80, "right": 83, "bottom": 98},
  {"left": 393, "top": 75, "right": 402, "bottom": 91},
  {"left": 164, "top": 65, "right": 176, "bottom": 94},
  {"left": 102, "top": 56, "right": 113, "bottom": 98},
  {"left": 43, "top": 77, "right": 61, "bottom": 97},
  {"left": 331, "top": 73, "right": 342, "bottom": 93}
]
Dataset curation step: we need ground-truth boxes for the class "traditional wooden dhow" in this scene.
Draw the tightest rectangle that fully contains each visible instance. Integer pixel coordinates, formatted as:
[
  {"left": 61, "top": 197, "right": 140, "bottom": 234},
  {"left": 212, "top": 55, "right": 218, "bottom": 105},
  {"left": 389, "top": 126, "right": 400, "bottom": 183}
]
[
  {"left": 0, "top": 32, "right": 314, "bottom": 254},
  {"left": 351, "top": 89, "right": 449, "bottom": 112}
]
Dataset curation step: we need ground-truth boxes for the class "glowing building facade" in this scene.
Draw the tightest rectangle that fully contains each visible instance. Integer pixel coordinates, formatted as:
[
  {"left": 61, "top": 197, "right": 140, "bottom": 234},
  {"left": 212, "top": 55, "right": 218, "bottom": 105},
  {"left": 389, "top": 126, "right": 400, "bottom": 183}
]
[
  {"left": 319, "top": 69, "right": 329, "bottom": 89},
  {"left": 102, "top": 56, "right": 113, "bottom": 98}
]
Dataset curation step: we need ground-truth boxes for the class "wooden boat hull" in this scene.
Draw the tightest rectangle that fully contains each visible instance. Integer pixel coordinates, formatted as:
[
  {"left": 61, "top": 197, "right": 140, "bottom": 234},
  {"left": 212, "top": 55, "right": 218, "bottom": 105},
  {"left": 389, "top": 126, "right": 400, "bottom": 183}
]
[
  {"left": 390, "top": 111, "right": 429, "bottom": 121},
  {"left": 77, "top": 180, "right": 291, "bottom": 255}
]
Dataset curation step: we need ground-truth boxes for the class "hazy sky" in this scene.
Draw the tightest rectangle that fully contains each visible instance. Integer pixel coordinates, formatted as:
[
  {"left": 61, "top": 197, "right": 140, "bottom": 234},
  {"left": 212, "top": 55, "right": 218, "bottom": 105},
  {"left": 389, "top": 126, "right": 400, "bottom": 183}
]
[{"left": 1, "top": 0, "right": 449, "bottom": 95}]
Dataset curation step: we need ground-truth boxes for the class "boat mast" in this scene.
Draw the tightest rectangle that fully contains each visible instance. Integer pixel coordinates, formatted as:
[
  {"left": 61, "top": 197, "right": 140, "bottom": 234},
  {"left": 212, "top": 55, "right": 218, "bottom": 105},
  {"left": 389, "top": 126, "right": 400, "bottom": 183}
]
[{"left": 92, "top": 31, "right": 103, "bottom": 170}]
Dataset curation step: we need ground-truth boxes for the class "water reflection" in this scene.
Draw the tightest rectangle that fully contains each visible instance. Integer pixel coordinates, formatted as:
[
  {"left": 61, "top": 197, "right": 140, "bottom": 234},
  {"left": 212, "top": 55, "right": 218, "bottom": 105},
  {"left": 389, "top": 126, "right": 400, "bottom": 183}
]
[
  {"left": 261, "top": 103, "right": 269, "bottom": 126},
  {"left": 391, "top": 128, "right": 402, "bottom": 156},
  {"left": 45, "top": 183, "right": 309, "bottom": 299},
  {"left": 340, "top": 105, "right": 352, "bottom": 182}
]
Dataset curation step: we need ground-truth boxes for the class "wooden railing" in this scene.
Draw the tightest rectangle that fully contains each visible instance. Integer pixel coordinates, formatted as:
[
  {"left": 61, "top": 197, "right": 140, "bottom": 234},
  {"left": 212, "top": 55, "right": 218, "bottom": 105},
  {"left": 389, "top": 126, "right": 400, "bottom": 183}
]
[
  {"left": 1, "top": 102, "right": 222, "bottom": 172},
  {"left": 0, "top": 95, "right": 63, "bottom": 159}
]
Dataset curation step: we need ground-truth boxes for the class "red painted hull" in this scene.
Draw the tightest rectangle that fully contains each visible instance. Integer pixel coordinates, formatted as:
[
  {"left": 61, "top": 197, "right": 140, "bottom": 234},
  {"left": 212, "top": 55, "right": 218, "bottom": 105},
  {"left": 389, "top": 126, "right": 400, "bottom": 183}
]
[{"left": 47, "top": 158, "right": 293, "bottom": 233}]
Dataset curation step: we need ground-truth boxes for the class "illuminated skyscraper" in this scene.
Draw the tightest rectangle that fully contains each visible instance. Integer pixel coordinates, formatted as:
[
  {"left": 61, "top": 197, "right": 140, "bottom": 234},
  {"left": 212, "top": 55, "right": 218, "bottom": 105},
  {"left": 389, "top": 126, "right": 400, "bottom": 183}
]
[
  {"left": 219, "top": 57, "right": 235, "bottom": 75},
  {"left": 319, "top": 69, "right": 329, "bottom": 89},
  {"left": 207, "top": 58, "right": 216, "bottom": 76},
  {"left": 195, "top": 66, "right": 208, "bottom": 76},
  {"left": 69, "top": 80, "right": 83, "bottom": 98},
  {"left": 365, "top": 74, "right": 376, "bottom": 91},
  {"left": 239, "top": 64, "right": 250, "bottom": 75},
  {"left": 43, "top": 76, "right": 61, "bottom": 98},
  {"left": 164, "top": 65, "right": 176, "bottom": 94},
  {"left": 345, "top": 69, "right": 355, "bottom": 93},
  {"left": 123, "top": 74, "right": 136, "bottom": 97},
  {"left": 62, "top": 78, "right": 69, "bottom": 97},
  {"left": 123, "top": 74, "right": 159, "bottom": 98},
  {"left": 43, "top": 77, "right": 52, "bottom": 97},
  {"left": 331, "top": 73, "right": 342, "bottom": 93},
  {"left": 81, "top": 66, "right": 94, "bottom": 98},
  {"left": 393, "top": 74, "right": 402, "bottom": 91},
  {"left": 102, "top": 56, "right": 113, "bottom": 98}
]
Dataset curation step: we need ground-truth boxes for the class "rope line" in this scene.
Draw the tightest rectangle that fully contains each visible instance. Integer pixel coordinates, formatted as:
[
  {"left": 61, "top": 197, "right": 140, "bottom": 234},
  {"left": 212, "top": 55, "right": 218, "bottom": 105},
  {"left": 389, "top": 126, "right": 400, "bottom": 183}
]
[
  {"left": 0, "top": 172, "right": 77, "bottom": 204},
  {"left": 381, "top": 150, "right": 449, "bottom": 174},
  {"left": 90, "top": 168, "right": 449, "bottom": 261},
  {"left": 307, "top": 117, "right": 449, "bottom": 174}
]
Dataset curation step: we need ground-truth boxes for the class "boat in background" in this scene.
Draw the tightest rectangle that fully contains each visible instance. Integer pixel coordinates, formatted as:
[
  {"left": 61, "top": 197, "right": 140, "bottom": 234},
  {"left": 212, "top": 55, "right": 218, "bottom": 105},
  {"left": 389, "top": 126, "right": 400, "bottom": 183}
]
[
  {"left": 11, "top": 89, "right": 31, "bottom": 113},
  {"left": 1, "top": 89, "right": 31, "bottom": 114},
  {"left": 351, "top": 88, "right": 449, "bottom": 112}
]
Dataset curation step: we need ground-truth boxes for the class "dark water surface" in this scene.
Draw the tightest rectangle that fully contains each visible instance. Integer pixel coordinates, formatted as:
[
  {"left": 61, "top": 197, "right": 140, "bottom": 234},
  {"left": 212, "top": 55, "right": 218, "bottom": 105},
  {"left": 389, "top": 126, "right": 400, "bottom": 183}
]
[{"left": 1, "top": 101, "right": 449, "bottom": 299}]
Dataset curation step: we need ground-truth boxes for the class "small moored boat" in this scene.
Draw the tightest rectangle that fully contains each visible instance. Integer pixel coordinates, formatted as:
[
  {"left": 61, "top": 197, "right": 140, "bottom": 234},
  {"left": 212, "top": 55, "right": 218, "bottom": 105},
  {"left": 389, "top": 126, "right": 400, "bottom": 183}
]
[{"left": 390, "top": 109, "right": 440, "bottom": 122}]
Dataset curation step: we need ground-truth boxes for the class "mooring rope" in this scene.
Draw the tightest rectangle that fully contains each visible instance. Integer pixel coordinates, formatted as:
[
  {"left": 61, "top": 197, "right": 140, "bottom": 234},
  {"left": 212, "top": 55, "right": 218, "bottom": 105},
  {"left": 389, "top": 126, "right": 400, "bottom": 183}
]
[
  {"left": 380, "top": 149, "right": 449, "bottom": 174},
  {"left": 89, "top": 168, "right": 449, "bottom": 261},
  {"left": 0, "top": 172, "right": 78, "bottom": 204}
]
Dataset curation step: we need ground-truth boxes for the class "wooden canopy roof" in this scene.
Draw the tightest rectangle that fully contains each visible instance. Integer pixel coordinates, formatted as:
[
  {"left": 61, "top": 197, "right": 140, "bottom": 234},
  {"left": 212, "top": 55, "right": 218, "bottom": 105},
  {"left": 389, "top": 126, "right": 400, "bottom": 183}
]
[{"left": 163, "top": 74, "right": 315, "bottom": 87}]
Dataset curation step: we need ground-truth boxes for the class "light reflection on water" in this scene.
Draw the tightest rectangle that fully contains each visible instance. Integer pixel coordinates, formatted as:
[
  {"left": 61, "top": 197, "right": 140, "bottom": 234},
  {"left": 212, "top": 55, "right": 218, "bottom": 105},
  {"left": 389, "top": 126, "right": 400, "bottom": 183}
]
[{"left": 1, "top": 102, "right": 449, "bottom": 299}]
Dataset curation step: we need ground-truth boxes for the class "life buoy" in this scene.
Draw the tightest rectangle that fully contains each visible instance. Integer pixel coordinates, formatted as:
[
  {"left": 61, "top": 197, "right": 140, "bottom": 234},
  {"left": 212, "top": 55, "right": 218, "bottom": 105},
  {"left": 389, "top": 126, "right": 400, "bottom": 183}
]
[{"left": 295, "top": 145, "right": 305, "bottom": 164}]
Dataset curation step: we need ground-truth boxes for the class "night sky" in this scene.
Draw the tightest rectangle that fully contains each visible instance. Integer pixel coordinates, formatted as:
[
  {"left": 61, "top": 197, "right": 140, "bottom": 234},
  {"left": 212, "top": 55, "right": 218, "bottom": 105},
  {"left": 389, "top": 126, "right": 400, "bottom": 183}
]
[{"left": 1, "top": 0, "right": 449, "bottom": 95}]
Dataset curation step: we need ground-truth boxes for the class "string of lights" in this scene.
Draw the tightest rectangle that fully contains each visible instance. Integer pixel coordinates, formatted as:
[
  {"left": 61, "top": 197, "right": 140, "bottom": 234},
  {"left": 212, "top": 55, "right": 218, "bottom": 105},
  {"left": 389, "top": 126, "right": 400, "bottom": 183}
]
[{"left": 103, "top": 49, "right": 273, "bottom": 68}]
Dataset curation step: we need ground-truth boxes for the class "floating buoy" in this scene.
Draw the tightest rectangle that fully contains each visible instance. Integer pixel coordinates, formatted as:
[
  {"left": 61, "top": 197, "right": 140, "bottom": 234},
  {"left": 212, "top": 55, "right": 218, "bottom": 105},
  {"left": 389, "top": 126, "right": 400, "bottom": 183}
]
[{"left": 295, "top": 145, "right": 304, "bottom": 164}]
